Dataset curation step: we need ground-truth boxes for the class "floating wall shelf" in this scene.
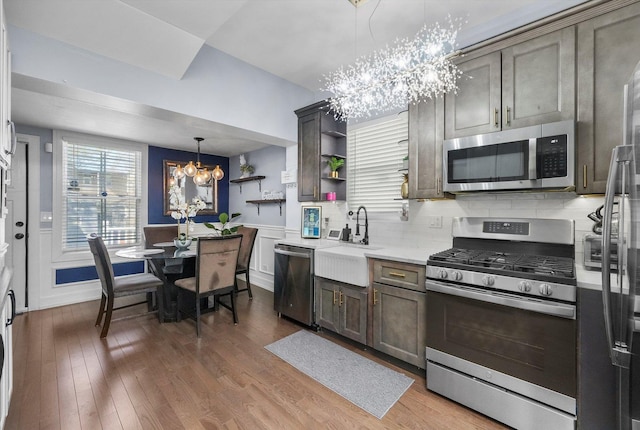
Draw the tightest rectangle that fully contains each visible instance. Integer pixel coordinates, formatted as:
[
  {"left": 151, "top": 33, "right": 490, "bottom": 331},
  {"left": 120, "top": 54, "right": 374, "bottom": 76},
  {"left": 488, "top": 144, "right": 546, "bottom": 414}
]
[
  {"left": 246, "top": 199, "right": 286, "bottom": 216},
  {"left": 229, "top": 175, "right": 266, "bottom": 193}
]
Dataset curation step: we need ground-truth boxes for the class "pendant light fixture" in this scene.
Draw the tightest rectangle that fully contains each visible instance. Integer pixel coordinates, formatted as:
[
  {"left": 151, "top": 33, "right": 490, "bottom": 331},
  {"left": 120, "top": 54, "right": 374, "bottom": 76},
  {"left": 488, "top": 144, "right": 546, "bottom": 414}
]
[
  {"left": 323, "top": 1, "right": 463, "bottom": 119},
  {"left": 173, "top": 137, "right": 225, "bottom": 185}
]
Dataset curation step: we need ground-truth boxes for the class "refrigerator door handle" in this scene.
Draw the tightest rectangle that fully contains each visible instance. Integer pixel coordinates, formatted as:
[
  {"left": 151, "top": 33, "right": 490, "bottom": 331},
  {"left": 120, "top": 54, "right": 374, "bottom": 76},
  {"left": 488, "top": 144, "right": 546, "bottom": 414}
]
[{"left": 602, "top": 145, "right": 633, "bottom": 369}]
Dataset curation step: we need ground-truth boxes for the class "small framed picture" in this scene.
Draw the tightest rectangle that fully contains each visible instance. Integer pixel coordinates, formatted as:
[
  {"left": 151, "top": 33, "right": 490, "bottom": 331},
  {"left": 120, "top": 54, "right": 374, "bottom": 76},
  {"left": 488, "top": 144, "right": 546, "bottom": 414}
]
[{"left": 301, "top": 206, "right": 322, "bottom": 239}]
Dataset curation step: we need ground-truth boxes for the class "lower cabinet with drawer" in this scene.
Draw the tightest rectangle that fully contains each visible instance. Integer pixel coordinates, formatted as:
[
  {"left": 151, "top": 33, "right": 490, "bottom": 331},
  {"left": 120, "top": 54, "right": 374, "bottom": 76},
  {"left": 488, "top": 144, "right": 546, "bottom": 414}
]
[
  {"left": 315, "top": 276, "right": 368, "bottom": 344},
  {"left": 370, "top": 259, "right": 427, "bottom": 368}
]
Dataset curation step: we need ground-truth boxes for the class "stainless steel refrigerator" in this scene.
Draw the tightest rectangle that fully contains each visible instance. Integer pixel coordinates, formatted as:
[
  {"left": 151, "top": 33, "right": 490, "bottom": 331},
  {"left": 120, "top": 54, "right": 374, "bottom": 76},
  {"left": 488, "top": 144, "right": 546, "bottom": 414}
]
[{"left": 601, "top": 59, "right": 640, "bottom": 430}]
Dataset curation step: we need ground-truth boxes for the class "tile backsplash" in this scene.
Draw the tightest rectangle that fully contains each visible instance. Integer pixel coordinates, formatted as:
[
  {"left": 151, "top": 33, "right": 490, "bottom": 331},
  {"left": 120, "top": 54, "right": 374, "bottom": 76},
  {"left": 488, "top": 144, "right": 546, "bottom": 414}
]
[{"left": 316, "top": 192, "right": 604, "bottom": 260}]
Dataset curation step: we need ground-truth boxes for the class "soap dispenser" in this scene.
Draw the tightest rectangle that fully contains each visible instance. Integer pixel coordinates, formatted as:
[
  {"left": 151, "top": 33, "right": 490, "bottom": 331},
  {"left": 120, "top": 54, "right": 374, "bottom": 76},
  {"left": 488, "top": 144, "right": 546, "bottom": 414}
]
[{"left": 341, "top": 224, "right": 351, "bottom": 242}]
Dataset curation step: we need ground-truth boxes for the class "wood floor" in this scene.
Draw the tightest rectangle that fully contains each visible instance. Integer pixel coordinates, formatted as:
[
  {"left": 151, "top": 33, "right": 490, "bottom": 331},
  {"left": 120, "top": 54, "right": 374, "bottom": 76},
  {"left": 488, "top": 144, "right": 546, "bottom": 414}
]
[{"left": 5, "top": 284, "right": 508, "bottom": 430}]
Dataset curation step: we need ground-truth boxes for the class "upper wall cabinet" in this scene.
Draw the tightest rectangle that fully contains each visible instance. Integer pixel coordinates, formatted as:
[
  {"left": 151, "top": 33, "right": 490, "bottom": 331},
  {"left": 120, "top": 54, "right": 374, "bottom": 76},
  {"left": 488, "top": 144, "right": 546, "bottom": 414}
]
[
  {"left": 408, "top": 97, "right": 448, "bottom": 199},
  {"left": 576, "top": 2, "right": 640, "bottom": 194},
  {"left": 444, "top": 27, "right": 575, "bottom": 139},
  {"left": 295, "top": 101, "right": 347, "bottom": 202}
]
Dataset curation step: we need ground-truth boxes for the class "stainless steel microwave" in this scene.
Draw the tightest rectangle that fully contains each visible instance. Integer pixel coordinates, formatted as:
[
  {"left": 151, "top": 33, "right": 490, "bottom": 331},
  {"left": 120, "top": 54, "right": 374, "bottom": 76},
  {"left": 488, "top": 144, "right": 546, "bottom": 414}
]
[{"left": 443, "top": 120, "right": 575, "bottom": 193}]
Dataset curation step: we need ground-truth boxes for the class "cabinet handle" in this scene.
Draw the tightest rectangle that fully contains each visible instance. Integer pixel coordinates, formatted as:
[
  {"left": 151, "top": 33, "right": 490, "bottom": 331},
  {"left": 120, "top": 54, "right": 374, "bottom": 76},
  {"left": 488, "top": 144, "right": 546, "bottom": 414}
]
[
  {"left": 6, "top": 289, "right": 15, "bottom": 326},
  {"left": 494, "top": 108, "right": 499, "bottom": 128},
  {"left": 373, "top": 288, "right": 378, "bottom": 305},
  {"left": 583, "top": 165, "right": 588, "bottom": 189},
  {"left": 339, "top": 291, "right": 343, "bottom": 307},
  {"left": 505, "top": 107, "right": 511, "bottom": 127},
  {"left": 313, "top": 185, "right": 317, "bottom": 199},
  {"left": 6, "top": 121, "right": 16, "bottom": 156},
  {"left": 436, "top": 177, "right": 441, "bottom": 195},
  {"left": 388, "top": 271, "right": 406, "bottom": 278},
  {"left": 333, "top": 289, "right": 337, "bottom": 305}
]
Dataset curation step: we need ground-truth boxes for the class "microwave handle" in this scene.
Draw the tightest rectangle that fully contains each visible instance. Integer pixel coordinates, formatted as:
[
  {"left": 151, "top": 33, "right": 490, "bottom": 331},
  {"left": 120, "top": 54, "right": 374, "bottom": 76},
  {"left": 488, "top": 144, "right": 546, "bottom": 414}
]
[{"left": 529, "top": 138, "right": 538, "bottom": 180}]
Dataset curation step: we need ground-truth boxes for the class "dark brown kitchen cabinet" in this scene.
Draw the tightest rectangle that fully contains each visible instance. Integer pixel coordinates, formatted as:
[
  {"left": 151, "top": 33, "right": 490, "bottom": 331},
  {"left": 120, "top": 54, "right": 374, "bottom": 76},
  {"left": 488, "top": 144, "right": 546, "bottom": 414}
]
[
  {"left": 370, "top": 259, "right": 426, "bottom": 368},
  {"left": 408, "top": 97, "right": 448, "bottom": 199},
  {"left": 576, "top": 2, "right": 640, "bottom": 194},
  {"left": 444, "top": 27, "right": 575, "bottom": 139},
  {"left": 315, "top": 276, "right": 367, "bottom": 344},
  {"left": 295, "top": 101, "right": 346, "bottom": 202}
]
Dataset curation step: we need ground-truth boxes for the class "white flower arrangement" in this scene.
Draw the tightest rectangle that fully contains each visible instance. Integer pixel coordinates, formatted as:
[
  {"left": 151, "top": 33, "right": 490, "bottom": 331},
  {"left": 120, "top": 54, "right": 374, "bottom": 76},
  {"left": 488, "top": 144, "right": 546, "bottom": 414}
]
[{"left": 169, "top": 184, "right": 206, "bottom": 224}]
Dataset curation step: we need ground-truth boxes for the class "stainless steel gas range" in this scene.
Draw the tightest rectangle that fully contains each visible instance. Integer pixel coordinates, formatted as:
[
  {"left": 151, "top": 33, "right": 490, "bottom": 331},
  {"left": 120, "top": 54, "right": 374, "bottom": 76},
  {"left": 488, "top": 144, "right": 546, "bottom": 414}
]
[{"left": 425, "top": 217, "right": 577, "bottom": 430}]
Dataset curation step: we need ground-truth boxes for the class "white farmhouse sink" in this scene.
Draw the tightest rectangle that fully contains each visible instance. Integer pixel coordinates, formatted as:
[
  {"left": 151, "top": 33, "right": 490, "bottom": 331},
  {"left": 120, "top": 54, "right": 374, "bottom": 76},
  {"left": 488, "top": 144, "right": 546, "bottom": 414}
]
[{"left": 315, "top": 245, "right": 382, "bottom": 287}]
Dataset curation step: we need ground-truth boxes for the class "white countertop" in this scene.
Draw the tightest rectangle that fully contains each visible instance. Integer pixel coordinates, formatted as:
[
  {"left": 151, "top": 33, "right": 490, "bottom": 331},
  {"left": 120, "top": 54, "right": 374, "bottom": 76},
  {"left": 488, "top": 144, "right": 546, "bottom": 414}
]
[
  {"left": 278, "top": 237, "right": 603, "bottom": 290},
  {"left": 275, "top": 238, "right": 342, "bottom": 250},
  {"left": 364, "top": 246, "right": 440, "bottom": 266}
]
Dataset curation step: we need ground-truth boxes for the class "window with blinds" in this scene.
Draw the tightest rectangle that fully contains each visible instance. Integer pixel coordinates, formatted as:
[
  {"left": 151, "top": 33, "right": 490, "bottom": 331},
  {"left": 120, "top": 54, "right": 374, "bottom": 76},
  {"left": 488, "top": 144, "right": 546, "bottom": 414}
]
[
  {"left": 62, "top": 139, "right": 142, "bottom": 250},
  {"left": 347, "top": 113, "right": 408, "bottom": 212}
]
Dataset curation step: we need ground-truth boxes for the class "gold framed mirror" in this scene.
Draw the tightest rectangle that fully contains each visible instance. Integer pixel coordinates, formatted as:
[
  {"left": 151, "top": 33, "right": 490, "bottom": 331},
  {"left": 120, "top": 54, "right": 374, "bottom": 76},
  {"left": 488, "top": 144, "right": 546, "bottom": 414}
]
[{"left": 163, "top": 160, "right": 219, "bottom": 216}]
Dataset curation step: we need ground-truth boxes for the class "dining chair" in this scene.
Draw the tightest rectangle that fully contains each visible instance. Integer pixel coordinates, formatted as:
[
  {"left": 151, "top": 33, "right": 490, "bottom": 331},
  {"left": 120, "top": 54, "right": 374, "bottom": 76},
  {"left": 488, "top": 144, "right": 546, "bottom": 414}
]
[
  {"left": 235, "top": 226, "right": 258, "bottom": 299},
  {"left": 143, "top": 225, "right": 185, "bottom": 276},
  {"left": 174, "top": 235, "right": 242, "bottom": 337},
  {"left": 143, "top": 225, "right": 178, "bottom": 248},
  {"left": 87, "top": 233, "right": 164, "bottom": 338}
]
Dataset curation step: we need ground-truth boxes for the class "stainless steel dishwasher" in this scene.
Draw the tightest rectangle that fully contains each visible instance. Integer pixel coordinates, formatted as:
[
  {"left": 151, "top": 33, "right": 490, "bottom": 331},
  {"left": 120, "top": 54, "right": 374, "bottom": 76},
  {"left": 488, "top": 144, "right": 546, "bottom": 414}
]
[{"left": 274, "top": 244, "right": 315, "bottom": 326}]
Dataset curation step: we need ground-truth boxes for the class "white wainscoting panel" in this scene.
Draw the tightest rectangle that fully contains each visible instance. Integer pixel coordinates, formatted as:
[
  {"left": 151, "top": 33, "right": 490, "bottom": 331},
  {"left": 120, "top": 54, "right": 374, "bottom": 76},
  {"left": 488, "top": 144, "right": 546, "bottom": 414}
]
[{"left": 241, "top": 224, "right": 285, "bottom": 293}]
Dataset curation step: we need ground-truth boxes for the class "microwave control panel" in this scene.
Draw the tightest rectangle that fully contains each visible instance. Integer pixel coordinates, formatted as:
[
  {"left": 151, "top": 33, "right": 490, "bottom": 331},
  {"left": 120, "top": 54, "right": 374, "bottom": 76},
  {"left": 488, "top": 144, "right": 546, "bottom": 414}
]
[{"left": 537, "top": 134, "right": 568, "bottom": 178}]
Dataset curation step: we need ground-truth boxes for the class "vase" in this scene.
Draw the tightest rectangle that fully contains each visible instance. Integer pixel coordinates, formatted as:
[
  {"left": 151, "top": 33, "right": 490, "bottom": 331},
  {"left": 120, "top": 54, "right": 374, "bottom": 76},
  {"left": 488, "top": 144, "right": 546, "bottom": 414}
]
[
  {"left": 178, "top": 219, "right": 190, "bottom": 238},
  {"left": 330, "top": 170, "right": 339, "bottom": 179},
  {"left": 401, "top": 174, "right": 409, "bottom": 199},
  {"left": 173, "top": 237, "right": 192, "bottom": 250}
]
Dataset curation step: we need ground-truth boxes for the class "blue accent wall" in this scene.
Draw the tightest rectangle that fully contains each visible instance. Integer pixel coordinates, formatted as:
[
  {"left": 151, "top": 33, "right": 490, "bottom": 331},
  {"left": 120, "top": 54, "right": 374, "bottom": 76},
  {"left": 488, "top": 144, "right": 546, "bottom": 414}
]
[
  {"left": 55, "top": 261, "right": 145, "bottom": 285},
  {"left": 148, "top": 145, "right": 229, "bottom": 224}
]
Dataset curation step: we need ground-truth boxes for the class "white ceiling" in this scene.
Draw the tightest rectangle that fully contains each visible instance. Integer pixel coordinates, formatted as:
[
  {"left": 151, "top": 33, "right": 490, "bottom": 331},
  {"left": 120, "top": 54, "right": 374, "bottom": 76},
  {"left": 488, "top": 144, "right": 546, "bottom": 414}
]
[{"left": 4, "top": 0, "right": 588, "bottom": 155}]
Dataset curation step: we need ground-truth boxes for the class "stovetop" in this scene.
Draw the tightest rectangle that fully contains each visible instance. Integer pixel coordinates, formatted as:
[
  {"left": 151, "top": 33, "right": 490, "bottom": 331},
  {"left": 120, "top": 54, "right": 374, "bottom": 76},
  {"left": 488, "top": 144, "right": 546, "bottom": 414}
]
[{"left": 429, "top": 248, "right": 575, "bottom": 280}]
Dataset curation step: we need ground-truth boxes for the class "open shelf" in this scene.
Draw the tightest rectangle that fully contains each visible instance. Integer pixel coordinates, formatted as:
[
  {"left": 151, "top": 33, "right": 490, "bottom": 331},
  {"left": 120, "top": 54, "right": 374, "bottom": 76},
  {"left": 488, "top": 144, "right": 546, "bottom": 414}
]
[
  {"left": 322, "top": 176, "right": 346, "bottom": 181},
  {"left": 322, "top": 130, "right": 347, "bottom": 138},
  {"left": 321, "top": 153, "right": 346, "bottom": 159},
  {"left": 246, "top": 199, "right": 286, "bottom": 216},
  {"left": 229, "top": 175, "right": 266, "bottom": 193}
]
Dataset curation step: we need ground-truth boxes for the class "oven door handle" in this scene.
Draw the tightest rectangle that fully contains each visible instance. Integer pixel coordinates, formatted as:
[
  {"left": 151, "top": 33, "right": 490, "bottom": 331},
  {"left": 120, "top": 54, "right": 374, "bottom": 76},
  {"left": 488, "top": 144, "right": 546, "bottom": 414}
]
[{"left": 426, "top": 281, "right": 575, "bottom": 319}]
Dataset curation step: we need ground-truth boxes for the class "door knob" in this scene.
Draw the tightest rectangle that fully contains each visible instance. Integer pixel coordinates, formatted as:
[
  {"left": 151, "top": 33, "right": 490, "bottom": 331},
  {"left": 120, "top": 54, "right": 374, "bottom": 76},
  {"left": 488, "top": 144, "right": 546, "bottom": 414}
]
[{"left": 14, "top": 233, "right": 24, "bottom": 240}]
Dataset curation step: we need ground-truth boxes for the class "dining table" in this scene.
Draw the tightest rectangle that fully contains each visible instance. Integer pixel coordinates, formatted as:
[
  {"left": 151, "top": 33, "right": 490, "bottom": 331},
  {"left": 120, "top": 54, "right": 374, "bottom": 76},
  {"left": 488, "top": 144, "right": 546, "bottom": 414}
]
[{"left": 116, "top": 243, "right": 198, "bottom": 322}]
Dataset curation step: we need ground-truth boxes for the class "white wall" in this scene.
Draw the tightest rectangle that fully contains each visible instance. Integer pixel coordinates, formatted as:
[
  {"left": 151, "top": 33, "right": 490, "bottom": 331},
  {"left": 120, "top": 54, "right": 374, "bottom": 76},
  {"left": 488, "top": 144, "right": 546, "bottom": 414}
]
[
  {"left": 10, "top": 25, "right": 315, "bottom": 144},
  {"left": 317, "top": 193, "right": 602, "bottom": 262}
]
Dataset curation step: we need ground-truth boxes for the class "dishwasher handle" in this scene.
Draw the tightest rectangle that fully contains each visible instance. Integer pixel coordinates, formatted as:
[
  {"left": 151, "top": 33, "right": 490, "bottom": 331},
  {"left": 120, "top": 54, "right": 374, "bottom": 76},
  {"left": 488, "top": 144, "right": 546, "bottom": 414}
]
[{"left": 274, "top": 248, "right": 312, "bottom": 259}]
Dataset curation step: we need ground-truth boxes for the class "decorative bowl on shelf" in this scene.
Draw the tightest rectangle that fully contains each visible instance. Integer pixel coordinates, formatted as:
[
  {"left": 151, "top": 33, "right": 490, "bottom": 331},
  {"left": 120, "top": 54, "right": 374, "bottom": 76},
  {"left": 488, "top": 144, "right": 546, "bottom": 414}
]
[{"left": 173, "top": 237, "right": 192, "bottom": 250}]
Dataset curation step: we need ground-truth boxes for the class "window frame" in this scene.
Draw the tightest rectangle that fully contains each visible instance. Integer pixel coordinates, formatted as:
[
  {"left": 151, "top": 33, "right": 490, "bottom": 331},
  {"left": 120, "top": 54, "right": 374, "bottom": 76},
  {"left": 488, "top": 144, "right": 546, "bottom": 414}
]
[{"left": 52, "top": 130, "right": 149, "bottom": 263}]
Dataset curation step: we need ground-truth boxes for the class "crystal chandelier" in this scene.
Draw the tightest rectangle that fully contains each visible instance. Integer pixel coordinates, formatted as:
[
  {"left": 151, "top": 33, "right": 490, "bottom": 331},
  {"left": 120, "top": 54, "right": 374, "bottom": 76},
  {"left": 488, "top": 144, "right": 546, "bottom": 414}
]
[
  {"left": 173, "top": 137, "right": 224, "bottom": 185},
  {"left": 323, "top": 17, "right": 463, "bottom": 120}
]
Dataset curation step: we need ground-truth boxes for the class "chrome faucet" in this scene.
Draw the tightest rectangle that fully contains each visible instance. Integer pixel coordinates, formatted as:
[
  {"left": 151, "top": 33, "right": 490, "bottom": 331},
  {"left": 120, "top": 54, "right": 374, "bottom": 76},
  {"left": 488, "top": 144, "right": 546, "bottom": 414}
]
[{"left": 355, "top": 206, "right": 369, "bottom": 245}]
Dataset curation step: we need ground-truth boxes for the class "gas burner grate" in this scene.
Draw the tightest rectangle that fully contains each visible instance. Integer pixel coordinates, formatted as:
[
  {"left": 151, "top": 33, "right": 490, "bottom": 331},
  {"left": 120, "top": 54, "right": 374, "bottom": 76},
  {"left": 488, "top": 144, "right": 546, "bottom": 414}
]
[
  {"left": 513, "top": 255, "right": 575, "bottom": 279},
  {"left": 429, "top": 248, "right": 575, "bottom": 280},
  {"left": 468, "top": 251, "right": 521, "bottom": 269},
  {"left": 429, "top": 248, "right": 483, "bottom": 264}
]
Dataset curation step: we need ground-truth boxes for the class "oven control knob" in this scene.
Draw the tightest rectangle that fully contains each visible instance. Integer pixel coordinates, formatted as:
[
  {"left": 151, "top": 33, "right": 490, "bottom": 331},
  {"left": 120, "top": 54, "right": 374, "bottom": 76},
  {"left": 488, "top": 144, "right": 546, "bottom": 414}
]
[
  {"left": 518, "top": 281, "right": 532, "bottom": 293},
  {"left": 439, "top": 269, "right": 448, "bottom": 280},
  {"left": 452, "top": 271, "right": 463, "bottom": 281},
  {"left": 482, "top": 275, "right": 495, "bottom": 287},
  {"left": 539, "top": 284, "right": 553, "bottom": 296}
]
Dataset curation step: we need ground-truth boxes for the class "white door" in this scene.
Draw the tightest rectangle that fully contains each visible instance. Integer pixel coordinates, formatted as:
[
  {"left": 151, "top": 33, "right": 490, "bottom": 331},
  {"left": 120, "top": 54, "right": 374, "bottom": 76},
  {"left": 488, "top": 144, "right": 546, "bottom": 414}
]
[{"left": 5, "top": 141, "right": 27, "bottom": 312}]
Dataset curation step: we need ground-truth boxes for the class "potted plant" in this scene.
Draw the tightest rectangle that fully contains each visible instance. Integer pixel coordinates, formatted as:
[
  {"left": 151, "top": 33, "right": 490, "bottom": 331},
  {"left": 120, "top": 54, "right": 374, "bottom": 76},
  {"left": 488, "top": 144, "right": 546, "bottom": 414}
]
[
  {"left": 240, "top": 163, "right": 254, "bottom": 178},
  {"left": 204, "top": 212, "right": 242, "bottom": 235},
  {"left": 327, "top": 156, "right": 345, "bottom": 178},
  {"left": 239, "top": 154, "right": 254, "bottom": 178}
]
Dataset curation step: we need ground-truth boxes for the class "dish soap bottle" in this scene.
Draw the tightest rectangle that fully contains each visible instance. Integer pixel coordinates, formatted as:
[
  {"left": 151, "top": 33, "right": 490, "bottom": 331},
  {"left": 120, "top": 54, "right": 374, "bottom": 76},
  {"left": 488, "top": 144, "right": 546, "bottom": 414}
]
[{"left": 341, "top": 224, "right": 351, "bottom": 242}]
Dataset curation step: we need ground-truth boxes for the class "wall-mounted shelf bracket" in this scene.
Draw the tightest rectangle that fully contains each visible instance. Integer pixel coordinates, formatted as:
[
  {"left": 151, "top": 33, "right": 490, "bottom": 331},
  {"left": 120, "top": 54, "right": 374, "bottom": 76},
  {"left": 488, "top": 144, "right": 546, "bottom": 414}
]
[
  {"left": 246, "top": 199, "right": 286, "bottom": 216},
  {"left": 230, "top": 175, "right": 266, "bottom": 193}
]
